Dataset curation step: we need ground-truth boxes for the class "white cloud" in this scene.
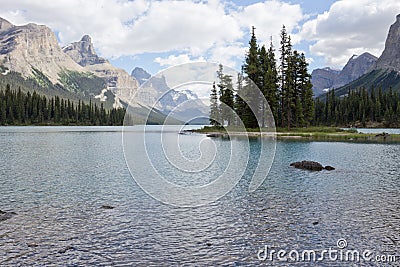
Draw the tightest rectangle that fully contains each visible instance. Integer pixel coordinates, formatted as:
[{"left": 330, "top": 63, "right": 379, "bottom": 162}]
[
  {"left": 299, "top": 0, "right": 400, "bottom": 67},
  {"left": 0, "top": 0, "right": 305, "bottom": 69},
  {"left": 208, "top": 43, "right": 247, "bottom": 69},
  {"left": 154, "top": 54, "right": 205, "bottom": 67},
  {"left": 233, "top": 0, "right": 304, "bottom": 45}
]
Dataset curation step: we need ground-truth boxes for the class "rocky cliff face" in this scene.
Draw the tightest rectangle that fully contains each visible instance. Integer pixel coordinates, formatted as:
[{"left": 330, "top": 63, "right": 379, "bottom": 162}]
[
  {"left": 311, "top": 67, "right": 340, "bottom": 96},
  {"left": 0, "top": 17, "right": 85, "bottom": 84},
  {"left": 321, "top": 14, "right": 400, "bottom": 98},
  {"left": 63, "top": 35, "right": 139, "bottom": 106},
  {"left": 312, "top": 53, "right": 377, "bottom": 96},
  {"left": 62, "top": 35, "right": 106, "bottom": 66},
  {"left": 374, "top": 14, "right": 400, "bottom": 71},
  {"left": 335, "top": 53, "right": 378, "bottom": 87},
  {"left": 131, "top": 67, "right": 151, "bottom": 85}
]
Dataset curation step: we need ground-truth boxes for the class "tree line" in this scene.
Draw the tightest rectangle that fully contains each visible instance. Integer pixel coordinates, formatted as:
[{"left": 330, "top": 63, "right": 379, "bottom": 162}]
[
  {"left": 210, "top": 26, "right": 314, "bottom": 129},
  {"left": 314, "top": 87, "right": 400, "bottom": 127},
  {"left": 0, "top": 84, "right": 126, "bottom": 126}
]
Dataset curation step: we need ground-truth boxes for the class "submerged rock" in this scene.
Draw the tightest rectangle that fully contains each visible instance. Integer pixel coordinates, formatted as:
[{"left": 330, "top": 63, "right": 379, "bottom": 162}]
[
  {"left": 58, "top": 245, "right": 75, "bottom": 254},
  {"left": 101, "top": 205, "right": 115, "bottom": 210},
  {"left": 290, "top": 161, "right": 324, "bottom": 171},
  {"left": 0, "top": 210, "right": 16, "bottom": 222}
]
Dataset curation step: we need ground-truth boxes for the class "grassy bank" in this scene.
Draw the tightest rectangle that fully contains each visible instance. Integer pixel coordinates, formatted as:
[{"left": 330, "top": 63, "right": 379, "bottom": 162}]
[{"left": 190, "top": 126, "right": 400, "bottom": 143}]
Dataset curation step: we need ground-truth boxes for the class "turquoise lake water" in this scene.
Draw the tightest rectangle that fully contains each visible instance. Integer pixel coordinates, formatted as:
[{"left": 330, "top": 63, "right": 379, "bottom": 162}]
[{"left": 0, "top": 126, "right": 399, "bottom": 266}]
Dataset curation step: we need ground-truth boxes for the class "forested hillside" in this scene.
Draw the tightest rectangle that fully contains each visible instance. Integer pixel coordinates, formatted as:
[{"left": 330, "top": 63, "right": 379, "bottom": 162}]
[
  {"left": 0, "top": 84, "right": 125, "bottom": 126},
  {"left": 315, "top": 87, "right": 400, "bottom": 127}
]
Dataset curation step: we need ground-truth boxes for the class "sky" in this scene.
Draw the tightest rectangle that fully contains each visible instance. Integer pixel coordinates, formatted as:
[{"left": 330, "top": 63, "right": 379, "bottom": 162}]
[{"left": 1, "top": 0, "right": 400, "bottom": 76}]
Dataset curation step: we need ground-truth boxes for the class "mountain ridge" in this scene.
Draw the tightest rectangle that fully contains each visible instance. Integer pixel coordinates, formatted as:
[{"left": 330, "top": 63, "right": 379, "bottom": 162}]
[
  {"left": 374, "top": 14, "right": 400, "bottom": 71},
  {"left": 0, "top": 17, "right": 86, "bottom": 85},
  {"left": 319, "top": 14, "right": 400, "bottom": 99},
  {"left": 311, "top": 52, "right": 377, "bottom": 96},
  {"left": 62, "top": 34, "right": 139, "bottom": 107},
  {"left": 131, "top": 66, "right": 209, "bottom": 122}
]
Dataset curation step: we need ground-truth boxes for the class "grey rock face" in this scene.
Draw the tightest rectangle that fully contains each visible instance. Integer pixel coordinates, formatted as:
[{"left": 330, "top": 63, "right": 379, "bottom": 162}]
[
  {"left": 63, "top": 35, "right": 139, "bottom": 106},
  {"left": 62, "top": 35, "right": 106, "bottom": 66},
  {"left": 375, "top": 14, "right": 400, "bottom": 71},
  {"left": 311, "top": 67, "right": 340, "bottom": 96},
  {"left": 0, "top": 17, "right": 86, "bottom": 83},
  {"left": 131, "top": 67, "right": 151, "bottom": 85},
  {"left": 312, "top": 53, "right": 377, "bottom": 96},
  {"left": 0, "top": 17, "right": 13, "bottom": 32},
  {"left": 335, "top": 53, "right": 378, "bottom": 87}
]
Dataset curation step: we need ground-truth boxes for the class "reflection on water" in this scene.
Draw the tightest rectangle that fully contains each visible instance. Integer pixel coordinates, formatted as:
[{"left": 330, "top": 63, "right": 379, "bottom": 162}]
[{"left": 0, "top": 127, "right": 399, "bottom": 266}]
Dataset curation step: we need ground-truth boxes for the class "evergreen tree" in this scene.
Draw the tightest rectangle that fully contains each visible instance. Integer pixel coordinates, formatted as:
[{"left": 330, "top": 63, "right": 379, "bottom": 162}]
[
  {"left": 241, "top": 26, "right": 260, "bottom": 128},
  {"left": 209, "top": 81, "right": 220, "bottom": 126},
  {"left": 217, "top": 64, "right": 235, "bottom": 126},
  {"left": 279, "top": 26, "right": 295, "bottom": 129}
]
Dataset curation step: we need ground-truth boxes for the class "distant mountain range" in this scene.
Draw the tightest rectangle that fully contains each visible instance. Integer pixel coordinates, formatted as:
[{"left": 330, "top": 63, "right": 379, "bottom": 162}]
[
  {"left": 313, "top": 14, "right": 400, "bottom": 98},
  {"left": 131, "top": 67, "right": 209, "bottom": 123},
  {"left": 0, "top": 17, "right": 207, "bottom": 124},
  {"left": 312, "top": 53, "right": 378, "bottom": 96}
]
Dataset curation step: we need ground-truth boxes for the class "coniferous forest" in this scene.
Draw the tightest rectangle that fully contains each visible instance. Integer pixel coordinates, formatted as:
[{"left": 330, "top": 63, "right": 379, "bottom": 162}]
[
  {"left": 210, "top": 26, "right": 314, "bottom": 129},
  {"left": 314, "top": 87, "right": 400, "bottom": 127},
  {"left": 0, "top": 84, "right": 126, "bottom": 126}
]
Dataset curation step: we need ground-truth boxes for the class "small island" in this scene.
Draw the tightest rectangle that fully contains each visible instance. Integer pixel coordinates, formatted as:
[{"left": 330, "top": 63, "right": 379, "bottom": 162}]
[{"left": 192, "top": 126, "right": 400, "bottom": 143}]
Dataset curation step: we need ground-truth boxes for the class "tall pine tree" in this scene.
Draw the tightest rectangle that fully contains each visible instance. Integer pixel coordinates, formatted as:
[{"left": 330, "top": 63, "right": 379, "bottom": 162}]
[{"left": 209, "top": 81, "right": 220, "bottom": 126}]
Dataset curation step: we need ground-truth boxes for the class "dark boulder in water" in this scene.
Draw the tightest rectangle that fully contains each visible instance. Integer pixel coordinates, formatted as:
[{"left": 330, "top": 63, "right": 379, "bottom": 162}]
[
  {"left": 290, "top": 161, "right": 324, "bottom": 171},
  {"left": 101, "top": 205, "right": 115, "bottom": 209},
  {"left": 324, "top": 165, "right": 335, "bottom": 171},
  {"left": 290, "top": 161, "right": 335, "bottom": 171}
]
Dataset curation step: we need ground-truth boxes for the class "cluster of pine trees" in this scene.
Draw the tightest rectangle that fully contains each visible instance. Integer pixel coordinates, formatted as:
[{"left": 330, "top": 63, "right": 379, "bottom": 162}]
[
  {"left": 315, "top": 87, "right": 400, "bottom": 127},
  {"left": 210, "top": 26, "right": 314, "bottom": 129},
  {"left": 0, "top": 84, "right": 126, "bottom": 126}
]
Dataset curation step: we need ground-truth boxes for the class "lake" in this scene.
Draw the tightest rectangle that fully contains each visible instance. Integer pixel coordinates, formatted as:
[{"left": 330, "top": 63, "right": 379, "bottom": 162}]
[{"left": 0, "top": 126, "right": 399, "bottom": 266}]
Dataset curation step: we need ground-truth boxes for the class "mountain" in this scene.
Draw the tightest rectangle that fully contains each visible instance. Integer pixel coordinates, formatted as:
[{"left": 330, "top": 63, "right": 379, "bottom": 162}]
[
  {"left": 0, "top": 17, "right": 113, "bottom": 105},
  {"left": 320, "top": 14, "right": 400, "bottom": 99},
  {"left": 131, "top": 67, "right": 151, "bottom": 85},
  {"left": 374, "top": 14, "right": 400, "bottom": 71},
  {"left": 0, "top": 17, "right": 206, "bottom": 124},
  {"left": 62, "top": 35, "right": 138, "bottom": 107},
  {"left": 0, "top": 17, "right": 177, "bottom": 124},
  {"left": 0, "top": 17, "right": 140, "bottom": 107},
  {"left": 311, "top": 53, "right": 377, "bottom": 96},
  {"left": 310, "top": 67, "right": 340, "bottom": 96},
  {"left": 335, "top": 53, "right": 378, "bottom": 87},
  {"left": 0, "top": 17, "right": 87, "bottom": 84},
  {"left": 131, "top": 68, "right": 209, "bottom": 123},
  {"left": 327, "top": 69, "right": 400, "bottom": 99}
]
